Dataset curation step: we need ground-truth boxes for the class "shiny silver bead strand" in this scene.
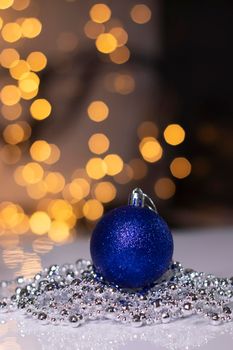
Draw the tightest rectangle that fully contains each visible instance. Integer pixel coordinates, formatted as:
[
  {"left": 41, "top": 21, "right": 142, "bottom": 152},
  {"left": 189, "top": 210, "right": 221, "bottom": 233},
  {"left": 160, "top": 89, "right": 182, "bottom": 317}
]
[{"left": 0, "top": 260, "right": 232, "bottom": 327}]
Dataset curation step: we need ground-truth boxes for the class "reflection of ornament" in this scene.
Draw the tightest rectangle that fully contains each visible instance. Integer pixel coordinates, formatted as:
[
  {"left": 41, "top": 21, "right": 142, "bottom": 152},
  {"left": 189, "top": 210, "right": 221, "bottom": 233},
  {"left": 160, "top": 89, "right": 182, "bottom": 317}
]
[{"left": 90, "top": 188, "right": 173, "bottom": 288}]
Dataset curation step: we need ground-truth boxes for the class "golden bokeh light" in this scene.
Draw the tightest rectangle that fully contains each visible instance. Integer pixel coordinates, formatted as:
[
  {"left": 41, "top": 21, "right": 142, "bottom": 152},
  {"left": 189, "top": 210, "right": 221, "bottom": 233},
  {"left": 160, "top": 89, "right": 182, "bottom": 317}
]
[
  {"left": 0, "top": 85, "right": 21, "bottom": 106},
  {"left": 21, "top": 18, "right": 42, "bottom": 38},
  {"left": 89, "top": 3, "right": 111, "bottom": 23},
  {"left": 170, "top": 157, "right": 192, "bottom": 179},
  {"left": 88, "top": 133, "right": 110, "bottom": 154},
  {"left": 14, "top": 166, "right": 27, "bottom": 186},
  {"left": 139, "top": 137, "right": 163, "bottom": 163},
  {"left": 87, "top": 100, "right": 109, "bottom": 122},
  {"left": 83, "top": 199, "right": 103, "bottom": 221},
  {"left": 104, "top": 154, "right": 124, "bottom": 176},
  {"left": 130, "top": 4, "right": 152, "bottom": 24},
  {"left": 48, "top": 221, "right": 70, "bottom": 243},
  {"left": 3, "top": 123, "right": 24, "bottom": 144},
  {"left": 96, "top": 33, "right": 117, "bottom": 53},
  {"left": 137, "top": 121, "right": 158, "bottom": 139},
  {"left": 10, "top": 60, "right": 30, "bottom": 80},
  {"left": 30, "top": 140, "right": 51, "bottom": 162},
  {"left": 0, "top": 0, "right": 13, "bottom": 9},
  {"left": 18, "top": 72, "right": 40, "bottom": 93},
  {"left": 110, "top": 27, "right": 128, "bottom": 47},
  {"left": 43, "top": 144, "right": 61, "bottom": 164},
  {"left": 27, "top": 181, "right": 47, "bottom": 200},
  {"left": 69, "top": 178, "right": 90, "bottom": 201},
  {"left": 0, "top": 17, "right": 3, "bottom": 30},
  {"left": 0, "top": 48, "right": 20, "bottom": 68},
  {"left": 86, "top": 157, "right": 107, "bottom": 179},
  {"left": 20, "top": 87, "right": 38, "bottom": 100},
  {"left": 1, "top": 23, "right": 22, "bottom": 42},
  {"left": 29, "top": 211, "right": 51, "bottom": 235},
  {"left": 44, "top": 172, "right": 65, "bottom": 194},
  {"left": 49, "top": 199, "right": 73, "bottom": 221},
  {"left": 113, "top": 164, "right": 133, "bottom": 184},
  {"left": 129, "top": 158, "right": 148, "bottom": 180},
  {"left": 84, "top": 20, "right": 105, "bottom": 39},
  {"left": 164, "top": 124, "right": 185, "bottom": 146},
  {"left": 27, "top": 51, "right": 47, "bottom": 72},
  {"left": 0, "top": 144, "right": 21, "bottom": 165},
  {"left": 22, "top": 162, "right": 44, "bottom": 184},
  {"left": 94, "top": 181, "right": 116, "bottom": 203},
  {"left": 154, "top": 178, "right": 176, "bottom": 200},
  {"left": 12, "top": 0, "right": 30, "bottom": 11},
  {"left": 1, "top": 103, "right": 22, "bottom": 121},
  {"left": 30, "top": 98, "right": 52, "bottom": 120},
  {"left": 109, "top": 46, "right": 130, "bottom": 64}
]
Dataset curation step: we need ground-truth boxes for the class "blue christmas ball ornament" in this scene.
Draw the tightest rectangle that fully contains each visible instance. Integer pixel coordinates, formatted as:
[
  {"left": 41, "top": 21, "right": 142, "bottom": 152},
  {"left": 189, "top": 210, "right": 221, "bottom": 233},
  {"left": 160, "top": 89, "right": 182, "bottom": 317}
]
[{"left": 90, "top": 188, "right": 173, "bottom": 289}]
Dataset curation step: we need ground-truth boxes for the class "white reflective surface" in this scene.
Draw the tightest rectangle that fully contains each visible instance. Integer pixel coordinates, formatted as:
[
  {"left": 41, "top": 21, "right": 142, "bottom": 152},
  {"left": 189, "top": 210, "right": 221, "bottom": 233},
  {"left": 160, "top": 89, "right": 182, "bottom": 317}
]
[{"left": 0, "top": 227, "right": 233, "bottom": 350}]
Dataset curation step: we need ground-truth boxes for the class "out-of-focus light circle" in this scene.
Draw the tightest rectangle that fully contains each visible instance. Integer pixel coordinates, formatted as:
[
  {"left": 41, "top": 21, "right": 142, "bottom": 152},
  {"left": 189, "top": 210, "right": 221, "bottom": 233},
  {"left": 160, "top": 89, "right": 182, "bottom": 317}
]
[
  {"left": 43, "top": 144, "right": 60, "bottom": 164},
  {"left": 48, "top": 221, "right": 70, "bottom": 243},
  {"left": 10, "top": 60, "right": 30, "bottom": 80},
  {"left": 129, "top": 158, "right": 148, "bottom": 180},
  {"left": 94, "top": 181, "right": 116, "bottom": 203},
  {"left": 139, "top": 137, "right": 163, "bottom": 163},
  {"left": 1, "top": 103, "right": 22, "bottom": 121},
  {"left": 137, "top": 121, "right": 158, "bottom": 139},
  {"left": 88, "top": 133, "right": 110, "bottom": 154},
  {"left": 86, "top": 157, "right": 107, "bottom": 179},
  {"left": 96, "top": 33, "right": 117, "bottom": 53},
  {"left": 87, "top": 100, "right": 109, "bottom": 122},
  {"left": 84, "top": 20, "right": 105, "bottom": 39},
  {"left": 154, "top": 178, "right": 176, "bottom": 200},
  {"left": 113, "top": 164, "right": 133, "bottom": 184},
  {"left": 89, "top": 4, "right": 111, "bottom": 23},
  {"left": 69, "top": 178, "right": 90, "bottom": 201},
  {"left": 0, "top": 0, "right": 14, "bottom": 9},
  {"left": 27, "top": 51, "right": 47, "bottom": 72},
  {"left": 0, "top": 48, "right": 20, "bottom": 68},
  {"left": 109, "top": 46, "right": 130, "bottom": 64},
  {"left": 83, "top": 199, "right": 103, "bottom": 221},
  {"left": 114, "top": 74, "right": 135, "bottom": 94},
  {"left": 21, "top": 18, "right": 42, "bottom": 38},
  {"left": 170, "top": 157, "right": 192, "bottom": 179},
  {"left": 49, "top": 200, "right": 73, "bottom": 221},
  {"left": 110, "top": 27, "right": 128, "bottom": 47},
  {"left": 1, "top": 23, "right": 22, "bottom": 42},
  {"left": 44, "top": 172, "right": 65, "bottom": 194},
  {"left": 27, "top": 181, "right": 47, "bottom": 200},
  {"left": 29, "top": 211, "right": 51, "bottom": 235},
  {"left": 0, "top": 144, "right": 21, "bottom": 165},
  {"left": 30, "top": 98, "right": 52, "bottom": 120},
  {"left": 30, "top": 140, "right": 51, "bottom": 162},
  {"left": 12, "top": 0, "right": 30, "bottom": 11},
  {"left": 164, "top": 124, "right": 185, "bottom": 146},
  {"left": 18, "top": 72, "right": 40, "bottom": 93},
  {"left": 0, "top": 85, "right": 21, "bottom": 106},
  {"left": 22, "top": 162, "right": 44, "bottom": 184},
  {"left": 57, "top": 32, "right": 78, "bottom": 52},
  {"left": 104, "top": 154, "right": 123, "bottom": 176},
  {"left": 130, "top": 4, "right": 152, "bottom": 24},
  {"left": 3, "top": 123, "right": 24, "bottom": 144},
  {"left": 0, "top": 17, "right": 3, "bottom": 30}
]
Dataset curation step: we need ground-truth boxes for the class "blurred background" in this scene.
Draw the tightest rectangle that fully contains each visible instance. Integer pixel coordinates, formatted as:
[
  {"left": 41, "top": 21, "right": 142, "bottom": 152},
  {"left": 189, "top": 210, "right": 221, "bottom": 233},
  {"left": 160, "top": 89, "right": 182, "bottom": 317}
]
[{"left": 0, "top": 0, "right": 232, "bottom": 278}]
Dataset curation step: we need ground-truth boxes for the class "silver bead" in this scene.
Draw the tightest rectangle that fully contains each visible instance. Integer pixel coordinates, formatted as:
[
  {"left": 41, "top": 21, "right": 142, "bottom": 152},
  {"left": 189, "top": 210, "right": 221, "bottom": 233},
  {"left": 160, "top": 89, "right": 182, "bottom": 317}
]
[
  {"left": 161, "top": 311, "right": 170, "bottom": 324},
  {"left": 210, "top": 313, "right": 221, "bottom": 326},
  {"left": 182, "top": 302, "right": 193, "bottom": 316}
]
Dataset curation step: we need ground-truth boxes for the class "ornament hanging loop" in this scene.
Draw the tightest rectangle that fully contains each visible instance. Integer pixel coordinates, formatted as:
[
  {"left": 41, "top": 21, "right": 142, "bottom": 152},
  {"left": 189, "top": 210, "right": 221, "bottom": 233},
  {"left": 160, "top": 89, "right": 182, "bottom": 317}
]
[{"left": 128, "top": 188, "right": 157, "bottom": 213}]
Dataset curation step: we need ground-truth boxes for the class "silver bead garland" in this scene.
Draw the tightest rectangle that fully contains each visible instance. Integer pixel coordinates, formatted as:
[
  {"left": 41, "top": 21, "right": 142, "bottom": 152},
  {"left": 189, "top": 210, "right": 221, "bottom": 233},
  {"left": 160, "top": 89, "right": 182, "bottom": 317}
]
[{"left": 0, "top": 259, "right": 232, "bottom": 328}]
